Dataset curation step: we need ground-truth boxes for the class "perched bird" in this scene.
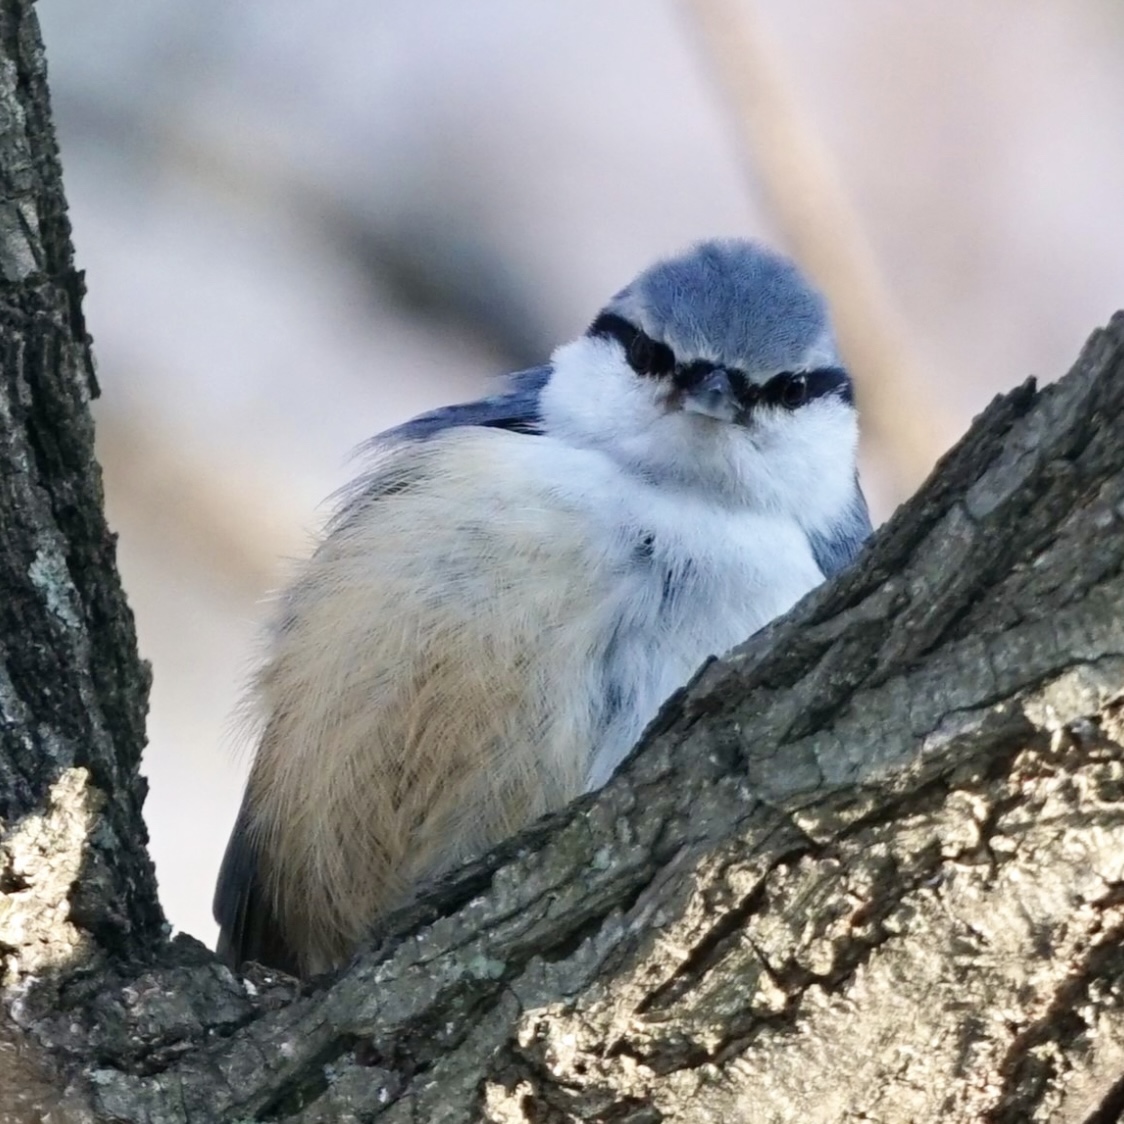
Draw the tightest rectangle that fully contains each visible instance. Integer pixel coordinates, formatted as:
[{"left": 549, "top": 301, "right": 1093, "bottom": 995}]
[{"left": 214, "top": 238, "right": 871, "bottom": 976}]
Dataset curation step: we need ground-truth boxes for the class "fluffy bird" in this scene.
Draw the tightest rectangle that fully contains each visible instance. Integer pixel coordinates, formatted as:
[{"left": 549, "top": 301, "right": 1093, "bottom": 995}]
[{"left": 214, "top": 238, "right": 871, "bottom": 976}]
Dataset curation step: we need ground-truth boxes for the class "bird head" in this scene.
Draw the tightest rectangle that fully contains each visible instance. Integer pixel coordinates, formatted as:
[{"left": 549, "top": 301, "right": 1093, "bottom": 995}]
[{"left": 541, "top": 238, "right": 860, "bottom": 526}]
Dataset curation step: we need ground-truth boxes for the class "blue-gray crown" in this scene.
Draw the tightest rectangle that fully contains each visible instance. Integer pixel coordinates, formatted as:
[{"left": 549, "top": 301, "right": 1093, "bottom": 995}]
[
  {"left": 588, "top": 239, "right": 851, "bottom": 417},
  {"left": 597, "top": 239, "right": 835, "bottom": 378}
]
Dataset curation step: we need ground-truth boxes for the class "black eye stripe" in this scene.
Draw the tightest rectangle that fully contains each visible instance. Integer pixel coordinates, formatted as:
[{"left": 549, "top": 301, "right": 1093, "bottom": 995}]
[
  {"left": 589, "top": 312, "right": 675, "bottom": 378},
  {"left": 588, "top": 311, "right": 640, "bottom": 353},
  {"left": 586, "top": 314, "right": 852, "bottom": 409},
  {"left": 767, "top": 367, "right": 854, "bottom": 408}
]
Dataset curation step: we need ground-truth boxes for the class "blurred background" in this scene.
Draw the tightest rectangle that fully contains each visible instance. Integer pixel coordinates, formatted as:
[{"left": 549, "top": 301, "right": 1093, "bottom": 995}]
[{"left": 37, "top": 0, "right": 1124, "bottom": 945}]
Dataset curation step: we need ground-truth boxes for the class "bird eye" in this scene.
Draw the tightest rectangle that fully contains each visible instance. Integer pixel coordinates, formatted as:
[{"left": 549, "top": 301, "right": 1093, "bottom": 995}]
[
  {"left": 628, "top": 332, "right": 675, "bottom": 377},
  {"left": 629, "top": 333, "right": 654, "bottom": 374},
  {"left": 649, "top": 343, "right": 675, "bottom": 376},
  {"left": 780, "top": 373, "right": 809, "bottom": 409}
]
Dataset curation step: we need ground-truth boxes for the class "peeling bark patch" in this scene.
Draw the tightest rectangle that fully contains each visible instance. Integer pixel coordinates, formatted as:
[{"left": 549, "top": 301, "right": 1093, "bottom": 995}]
[
  {"left": 27, "top": 543, "right": 80, "bottom": 629},
  {"left": 987, "top": 915, "right": 1124, "bottom": 1123},
  {"left": 0, "top": 768, "right": 99, "bottom": 981},
  {"left": 1080, "top": 1065, "right": 1124, "bottom": 1124},
  {"left": 4, "top": 311, "right": 1124, "bottom": 1118},
  {"left": 2, "top": 62, "right": 1124, "bottom": 1117},
  {"left": 470, "top": 730, "right": 1124, "bottom": 1123}
]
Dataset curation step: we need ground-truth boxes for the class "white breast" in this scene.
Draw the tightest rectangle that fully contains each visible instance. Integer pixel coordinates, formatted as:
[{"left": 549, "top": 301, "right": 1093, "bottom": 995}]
[{"left": 530, "top": 441, "right": 825, "bottom": 789}]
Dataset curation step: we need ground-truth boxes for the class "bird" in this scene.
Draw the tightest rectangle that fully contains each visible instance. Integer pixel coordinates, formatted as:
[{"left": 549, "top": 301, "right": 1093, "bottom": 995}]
[{"left": 213, "top": 237, "right": 872, "bottom": 977}]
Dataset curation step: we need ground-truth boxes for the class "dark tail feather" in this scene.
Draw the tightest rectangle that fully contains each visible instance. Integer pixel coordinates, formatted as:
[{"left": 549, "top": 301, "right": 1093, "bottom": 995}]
[{"left": 213, "top": 796, "right": 302, "bottom": 976}]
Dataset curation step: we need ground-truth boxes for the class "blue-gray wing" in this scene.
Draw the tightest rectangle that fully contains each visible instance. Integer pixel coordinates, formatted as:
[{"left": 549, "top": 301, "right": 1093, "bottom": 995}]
[
  {"left": 330, "top": 366, "right": 552, "bottom": 536},
  {"left": 806, "top": 480, "right": 873, "bottom": 578},
  {"left": 382, "top": 364, "right": 550, "bottom": 443}
]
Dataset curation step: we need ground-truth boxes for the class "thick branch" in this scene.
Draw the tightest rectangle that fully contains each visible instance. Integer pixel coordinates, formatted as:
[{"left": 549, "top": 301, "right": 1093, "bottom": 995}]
[
  {"left": 0, "top": 0, "right": 159, "bottom": 992},
  {"left": 41, "top": 322, "right": 1124, "bottom": 1122},
  {"left": 2, "top": 0, "right": 1124, "bottom": 1118}
]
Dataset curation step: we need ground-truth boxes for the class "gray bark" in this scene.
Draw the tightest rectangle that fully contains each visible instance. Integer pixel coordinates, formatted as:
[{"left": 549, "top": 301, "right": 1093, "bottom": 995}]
[
  {"left": 0, "top": 1, "right": 161, "bottom": 1117},
  {"left": 3, "top": 2, "right": 1124, "bottom": 1121}
]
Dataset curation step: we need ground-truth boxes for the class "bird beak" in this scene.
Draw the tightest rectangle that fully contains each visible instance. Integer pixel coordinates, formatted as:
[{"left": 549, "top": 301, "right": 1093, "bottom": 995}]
[{"left": 680, "top": 368, "right": 740, "bottom": 423}]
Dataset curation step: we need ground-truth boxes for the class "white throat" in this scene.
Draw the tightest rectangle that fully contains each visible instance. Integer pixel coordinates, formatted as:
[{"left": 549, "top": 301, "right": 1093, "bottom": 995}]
[{"left": 539, "top": 335, "right": 860, "bottom": 536}]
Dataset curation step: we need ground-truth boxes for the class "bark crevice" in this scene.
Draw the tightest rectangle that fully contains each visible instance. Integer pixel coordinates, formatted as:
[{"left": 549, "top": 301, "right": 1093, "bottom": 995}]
[{"left": 2, "top": 0, "right": 1124, "bottom": 1116}]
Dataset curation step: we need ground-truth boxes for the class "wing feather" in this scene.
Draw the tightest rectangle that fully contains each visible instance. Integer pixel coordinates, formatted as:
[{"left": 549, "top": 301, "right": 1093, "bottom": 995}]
[
  {"left": 806, "top": 479, "right": 872, "bottom": 578},
  {"left": 217, "top": 428, "right": 602, "bottom": 974},
  {"left": 379, "top": 365, "right": 549, "bottom": 443}
]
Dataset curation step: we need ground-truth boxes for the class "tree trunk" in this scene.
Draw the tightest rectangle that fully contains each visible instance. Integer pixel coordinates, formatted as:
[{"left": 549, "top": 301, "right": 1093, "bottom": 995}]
[{"left": 3, "top": 3, "right": 1124, "bottom": 1121}]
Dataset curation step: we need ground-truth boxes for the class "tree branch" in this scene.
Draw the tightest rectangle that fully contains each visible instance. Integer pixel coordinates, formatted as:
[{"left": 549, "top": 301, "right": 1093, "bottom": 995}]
[
  {"left": 0, "top": 0, "right": 159, "bottom": 986},
  {"left": 2, "top": 0, "right": 1124, "bottom": 1120},
  {"left": 31, "top": 321, "right": 1124, "bottom": 1122}
]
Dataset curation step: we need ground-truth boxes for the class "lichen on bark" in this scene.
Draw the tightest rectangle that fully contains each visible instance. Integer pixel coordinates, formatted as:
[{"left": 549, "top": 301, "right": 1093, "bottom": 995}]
[{"left": 2, "top": 0, "right": 1124, "bottom": 1118}]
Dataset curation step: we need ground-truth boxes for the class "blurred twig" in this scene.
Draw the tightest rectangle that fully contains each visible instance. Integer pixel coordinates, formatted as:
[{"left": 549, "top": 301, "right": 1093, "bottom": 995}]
[
  {"left": 681, "top": 0, "right": 953, "bottom": 497},
  {"left": 56, "top": 94, "right": 550, "bottom": 370}
]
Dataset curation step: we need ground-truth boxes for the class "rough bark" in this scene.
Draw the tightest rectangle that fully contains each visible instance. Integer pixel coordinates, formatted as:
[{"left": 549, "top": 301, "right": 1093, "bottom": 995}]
[
  {"left": 0, "top": 1, "right": 161, "bottom": 1118},
  {"left": 3, "top": 2, "right": 1124, "bottom": 1121}
]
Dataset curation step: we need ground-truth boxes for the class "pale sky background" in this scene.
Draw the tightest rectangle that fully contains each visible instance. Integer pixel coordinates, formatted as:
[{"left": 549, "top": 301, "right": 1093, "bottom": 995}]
[{"left": 37, "top": 0, "right": 1124, "bottom": 944}]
